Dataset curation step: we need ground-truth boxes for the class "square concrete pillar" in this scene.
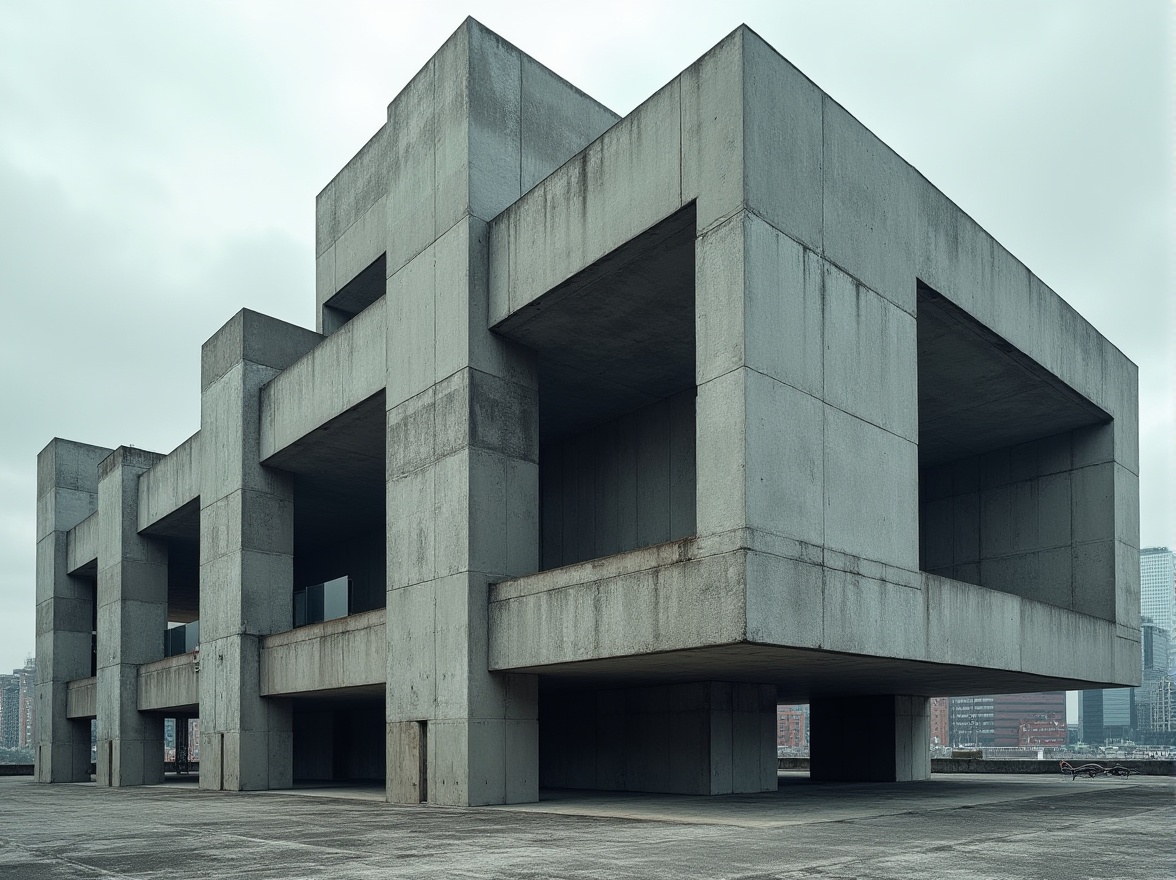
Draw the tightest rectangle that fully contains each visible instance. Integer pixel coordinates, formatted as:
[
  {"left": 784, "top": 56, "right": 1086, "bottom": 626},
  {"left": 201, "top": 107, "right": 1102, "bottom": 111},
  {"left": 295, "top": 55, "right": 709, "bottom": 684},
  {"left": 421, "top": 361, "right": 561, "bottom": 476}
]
[
  {"left": 35, "top": 438, "right": 110, "bottom": 783},
  {"left": 95, "top": 446, "right": 168, "bottom": 787},
  {"left": 380, "top": 20, "right": 618, "bottom": 806},
  {"left": 197, "top": 309, "right": 321, "bottom": 791},
  {"left": 810, "top": 695, "right": 931, "bottom": 782}
]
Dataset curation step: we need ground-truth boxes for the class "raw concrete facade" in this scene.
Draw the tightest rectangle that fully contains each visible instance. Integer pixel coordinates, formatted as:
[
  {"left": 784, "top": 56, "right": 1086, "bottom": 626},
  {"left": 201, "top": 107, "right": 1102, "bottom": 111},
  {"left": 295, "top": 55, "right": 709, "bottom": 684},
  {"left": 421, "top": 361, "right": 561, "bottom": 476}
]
[{"left": 36, "top": 20, "right": 1139, "bottom": 804}]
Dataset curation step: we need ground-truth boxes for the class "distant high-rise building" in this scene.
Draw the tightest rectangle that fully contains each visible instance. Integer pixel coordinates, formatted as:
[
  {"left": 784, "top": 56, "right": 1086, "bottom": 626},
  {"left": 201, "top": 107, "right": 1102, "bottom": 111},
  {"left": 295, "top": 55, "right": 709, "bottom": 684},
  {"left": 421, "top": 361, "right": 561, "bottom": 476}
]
[
  {"left": 1080, "top": 687, "right": 1134, "bottom": 744},
  {"left": 1140, "top": 547, "right": 1175, "bottom": 637},
  {"left": 991, "top": 693, "right": 1066, "bottom": 747},
  {"left": 0, "top": 674, "right": 19, "bottom": 749},
  {"left": 16, "top": 658, "right": 35, "bottom": 749},
  {"left": 949, "top": 696, "right": 995, "bottom": 747},
  {"left": 949, "top": 693, "right": 1066, "bottom": 748}
]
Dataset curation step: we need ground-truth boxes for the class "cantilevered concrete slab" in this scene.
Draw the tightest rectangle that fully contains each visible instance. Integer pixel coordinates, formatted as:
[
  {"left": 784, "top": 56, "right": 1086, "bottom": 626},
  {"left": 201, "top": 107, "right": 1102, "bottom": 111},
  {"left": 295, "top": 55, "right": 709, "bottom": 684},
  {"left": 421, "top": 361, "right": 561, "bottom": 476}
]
[{"left": 37, "top": 18, "right": 1138, "bottom": 804}]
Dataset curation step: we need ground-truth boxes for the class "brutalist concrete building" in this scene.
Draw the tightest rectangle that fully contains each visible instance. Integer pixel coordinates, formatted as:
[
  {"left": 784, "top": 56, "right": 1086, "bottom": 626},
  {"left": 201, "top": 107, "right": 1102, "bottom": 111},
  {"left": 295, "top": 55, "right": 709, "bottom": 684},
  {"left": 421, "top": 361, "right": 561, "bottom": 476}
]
[{"left": 36, "top": 20, "right": 1140, "bottom": 804}]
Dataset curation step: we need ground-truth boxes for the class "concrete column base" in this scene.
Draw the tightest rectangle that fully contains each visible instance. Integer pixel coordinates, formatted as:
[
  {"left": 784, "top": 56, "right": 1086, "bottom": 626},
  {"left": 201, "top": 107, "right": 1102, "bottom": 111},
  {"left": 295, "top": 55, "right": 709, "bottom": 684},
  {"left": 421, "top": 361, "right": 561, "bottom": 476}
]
[
  {"left": 198, "top": 636, "right": 293, "bottom": 791},
  {"left": 95, "top": 729, "right": 165, "bottom": 787},
  {"left": 36, "top": 732, "right": 93, "bottom": 783},
  {"left": 810, "top": 695, "right": 930, "bottom": 782},
  {"left": 540, "top": 681, "right": 777, "bottom": 795},
  {"left": 386, "top": 716, "right": 539, "bottom": 807}
]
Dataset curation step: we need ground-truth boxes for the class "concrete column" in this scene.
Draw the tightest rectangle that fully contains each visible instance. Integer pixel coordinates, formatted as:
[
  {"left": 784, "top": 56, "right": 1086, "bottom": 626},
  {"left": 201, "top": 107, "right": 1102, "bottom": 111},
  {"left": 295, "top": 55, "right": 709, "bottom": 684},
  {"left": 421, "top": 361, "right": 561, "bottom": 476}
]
[
  {"left": 35, "top": 439, "right": 110, "bottom": 783},
  {"left": 377, "top": 20, "right": 625, "bottom": 806},
  {"left": 810, "top": 695, "right": 930, "bottom": 782},
  {"left": 197, "top": 309, "right": 321, "bottom": 791},
  {"left": 385, "top": 218, "right": 541, "bottom": 806},
  {"left": 95, "top": 446, "right": 168, "bottom": 786}
]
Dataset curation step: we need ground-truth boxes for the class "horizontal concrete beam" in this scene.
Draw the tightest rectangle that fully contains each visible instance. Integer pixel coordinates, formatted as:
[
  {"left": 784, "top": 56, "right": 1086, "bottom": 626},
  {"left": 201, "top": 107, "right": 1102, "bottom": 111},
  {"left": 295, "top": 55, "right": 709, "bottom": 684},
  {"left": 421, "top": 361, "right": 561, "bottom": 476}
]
[
  {"left": 138, "top": 432, "right": 201, "bottom": 534},
  {"left": 66, "top": 676, "right": 96, "bottom": 719},
  {"left": 489, "top": 537, "right": 1135, "bottom": 691},
  {"left": 260, "top": 609, "right": 386, "bottom": 696},
  {"left": 260, "top": 298, "right": 387, "bottom": 463},
  {"left": 490, "top": 538, "right": 747, "bottom": 669},
  {"left": 137, "top": 653, "right": 199, "bottom": 712},
  {"left": 66, "top": 513, "right": 98, "bottom": 576}
]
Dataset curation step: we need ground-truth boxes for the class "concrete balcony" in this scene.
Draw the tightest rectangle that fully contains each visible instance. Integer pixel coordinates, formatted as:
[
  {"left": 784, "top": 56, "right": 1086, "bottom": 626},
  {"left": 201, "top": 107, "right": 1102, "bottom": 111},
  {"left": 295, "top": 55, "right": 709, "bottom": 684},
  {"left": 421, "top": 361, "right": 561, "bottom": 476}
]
[
  {"left": 137, "top": 652, "right": 199, "bottom": 712},
  {"left": 261, "top": 608, "right": 386, "bottom": 697},
  {"left": 66, "top": 676, "right": 96, "bottom": 719}
]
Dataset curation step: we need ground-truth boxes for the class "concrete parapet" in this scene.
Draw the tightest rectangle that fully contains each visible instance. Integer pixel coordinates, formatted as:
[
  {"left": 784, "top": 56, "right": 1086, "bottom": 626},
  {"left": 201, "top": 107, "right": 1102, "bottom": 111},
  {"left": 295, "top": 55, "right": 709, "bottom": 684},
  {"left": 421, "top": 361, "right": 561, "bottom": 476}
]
[
  {"left": 261, "top": 609, "right": 386, "bottom": 695},
  {"left": 137, "top": 653, "right": 198, "bottom": 712},
  {"left": 65, "top": 677, "right": 96, "bottom": 719},
  {"left": 65, "top": 512, "right": 98, "bottom": 576},
  {"left": 138, "top": 431, "right": 201, "bottom": 533}
]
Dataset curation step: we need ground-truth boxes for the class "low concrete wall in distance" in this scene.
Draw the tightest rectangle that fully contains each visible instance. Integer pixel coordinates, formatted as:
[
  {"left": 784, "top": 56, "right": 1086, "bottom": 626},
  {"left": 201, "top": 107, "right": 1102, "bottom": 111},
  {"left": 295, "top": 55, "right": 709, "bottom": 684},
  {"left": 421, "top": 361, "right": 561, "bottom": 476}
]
[
  {"left": 0, "top": 764, "right": 34, "bottom": 776},
  {"left": 933, "top": 758, "right": 1175, "bottom": 776},
  {"left": 778, "top": 757, "right": 1175, "bottom": 776}
]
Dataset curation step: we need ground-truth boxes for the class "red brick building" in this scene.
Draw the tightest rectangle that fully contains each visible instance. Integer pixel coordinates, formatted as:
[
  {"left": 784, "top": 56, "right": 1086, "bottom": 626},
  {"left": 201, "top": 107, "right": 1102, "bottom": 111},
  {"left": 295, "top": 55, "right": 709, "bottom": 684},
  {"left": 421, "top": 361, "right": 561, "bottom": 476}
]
[
  {"left": 930, "top": 698, "right": 949, "bottom": 746},
  {"left": 776, "top": 705, "right": 808, "bottom": 750}
]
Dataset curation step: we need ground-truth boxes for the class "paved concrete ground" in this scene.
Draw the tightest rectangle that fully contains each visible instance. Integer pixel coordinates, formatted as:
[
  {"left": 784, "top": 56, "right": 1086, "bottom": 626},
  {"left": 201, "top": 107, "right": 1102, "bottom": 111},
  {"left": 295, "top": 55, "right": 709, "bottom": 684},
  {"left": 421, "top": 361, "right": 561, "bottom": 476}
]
[{"left": 0, "top": 774, "right": 1171, "bottom": 879}]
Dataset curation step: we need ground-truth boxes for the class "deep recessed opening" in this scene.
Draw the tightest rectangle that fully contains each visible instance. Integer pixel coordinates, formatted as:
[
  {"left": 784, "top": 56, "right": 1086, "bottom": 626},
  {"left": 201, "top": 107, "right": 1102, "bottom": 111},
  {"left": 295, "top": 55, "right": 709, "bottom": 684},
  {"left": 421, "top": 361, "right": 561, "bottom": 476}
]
[
  {"left": 323, "top": 253, "right": 386, "bottom": 334},
  {"left": 292, "top": 691, "right": 386, "bottom": 786},
  {"left": 494, "top": 205, "right": 698, "bottom": 571},
  {"left": 264, "top": 392, "right": 388, "bottom": 625},
  {"left": 916, "top": 281, "right": 1114, "bottom": 615}
]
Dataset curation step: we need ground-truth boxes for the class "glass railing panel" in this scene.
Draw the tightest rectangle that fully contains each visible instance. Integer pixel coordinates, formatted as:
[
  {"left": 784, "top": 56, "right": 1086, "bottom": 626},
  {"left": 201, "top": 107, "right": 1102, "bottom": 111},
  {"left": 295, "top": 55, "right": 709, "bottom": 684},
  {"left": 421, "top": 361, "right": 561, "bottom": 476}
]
[
  {"left": 292, "top": 576, "right": 352, "bottom": 627},
  {"left": 164, "top": 621, "right": 200, "bottom": 657}
]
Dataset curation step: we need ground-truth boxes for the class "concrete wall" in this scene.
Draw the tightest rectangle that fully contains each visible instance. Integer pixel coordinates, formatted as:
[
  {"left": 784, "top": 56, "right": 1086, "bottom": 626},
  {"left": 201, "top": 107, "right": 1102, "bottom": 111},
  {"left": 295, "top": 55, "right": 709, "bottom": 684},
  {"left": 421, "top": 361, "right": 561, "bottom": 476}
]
[
  {"left": 138, "top": 432, "right": 201, "bottom": 532},
  {"left": 137, "top": 654, "right": 198, "bottom": 712},
  {"left": 920, "top": 425, "right": 1128, "bottom": 621},
  {"left": 66, "top": 512, "right": 98, "bottom": 575},
  {"left": 540, "top": 682, "right": 776, "bottom": 794},
  {"left": 260, "top": 300, "right": 384, "bottom": 462},
  {"left": 540, "top": 390, "right": 695, "bottom": 570},
  {"left": 260, "top": 609, "right": 386, "bottom": 696},
  {"left": 487, "top": 23, "right": 1139, "bottom": 703},
  {"left": 198, "top": 309, "right": 321, "bottom": 792},
  {"left": 316, "top": 124, "right": 390, "bottom": 334},
  {"left": 66, "top": 677, "right": 96, "bottom": 719}
]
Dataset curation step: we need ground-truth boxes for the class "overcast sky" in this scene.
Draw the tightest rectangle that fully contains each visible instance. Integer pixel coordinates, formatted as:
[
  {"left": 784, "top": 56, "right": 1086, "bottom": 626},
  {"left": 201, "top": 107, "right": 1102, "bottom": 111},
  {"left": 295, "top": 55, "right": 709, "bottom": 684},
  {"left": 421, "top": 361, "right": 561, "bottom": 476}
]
[{"left": 0, "top": 1, "right": 1171, "bottom": 694}]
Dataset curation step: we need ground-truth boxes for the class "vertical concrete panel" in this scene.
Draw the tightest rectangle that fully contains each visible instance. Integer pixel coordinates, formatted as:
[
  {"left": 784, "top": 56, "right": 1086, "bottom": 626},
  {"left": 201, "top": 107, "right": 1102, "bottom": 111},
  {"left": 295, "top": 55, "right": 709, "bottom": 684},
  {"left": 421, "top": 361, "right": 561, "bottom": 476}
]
[
  {"left": 822, "top": 263, "right": 918, "bottom": 441},
  {"left": 467, "top": 25, "right": 522, "bottom": 223},
  {"left": 742, "top": 32, "right": 823, "bottom": 253},
  {"left": 668, "top": 390, "right": 697, "bottom": 540},
  {"left": 695, "top": 215, "right": 746, "bottom": 386},
  {"left": 695, "top": 372, "right": 747, "bottom": 540},
  {"left": 824, "top": 407, "right": 919, "bottom": 569},
  {"left": 745, "top": 371, "right": 824, "bottom": 546},
  {"left": 682, "top": 29, "right": 744, "bottom": 234},
  {"left": 635, "top": 402, "right": 671, "bottom": 548},
  {"left": 744, "top": 214, "right": 823, "bottom": 398},
  {"left": 520, "top": 55, "right": 618, "bottom": 194}
]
